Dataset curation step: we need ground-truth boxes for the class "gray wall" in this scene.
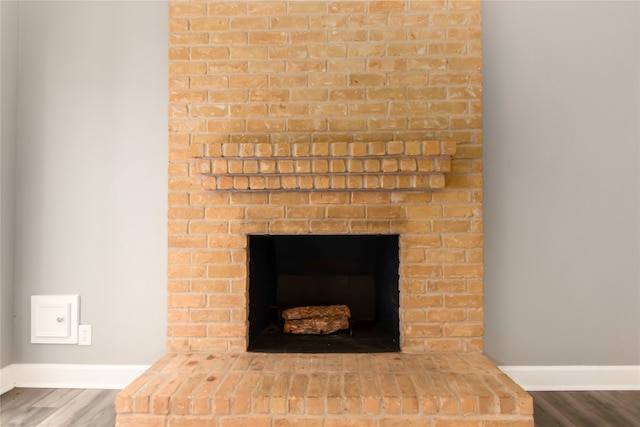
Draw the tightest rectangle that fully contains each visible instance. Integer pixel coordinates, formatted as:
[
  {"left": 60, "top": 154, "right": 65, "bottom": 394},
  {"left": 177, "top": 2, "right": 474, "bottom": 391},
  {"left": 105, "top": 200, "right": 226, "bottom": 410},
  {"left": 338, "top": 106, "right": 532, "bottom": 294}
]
[
  {"left": 483, "top": 1, "right": 640, "bottom": 365},
  {"left": 1, "top": 0, "right": 19, "bottom": 369},
  {"left": 12, "top": 1, "right": 168, "bottom": 364},
  {"left": 2, "top": 1, "right": 638, "bottom": 367}
]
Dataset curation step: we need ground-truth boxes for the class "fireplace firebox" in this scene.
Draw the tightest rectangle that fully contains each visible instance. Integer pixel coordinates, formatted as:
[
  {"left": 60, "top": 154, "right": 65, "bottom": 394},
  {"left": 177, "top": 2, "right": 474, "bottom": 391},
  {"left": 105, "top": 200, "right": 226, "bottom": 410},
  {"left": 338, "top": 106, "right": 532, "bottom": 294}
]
[{"left": 248, "top": 234, "right": 400, "bottom": 353}]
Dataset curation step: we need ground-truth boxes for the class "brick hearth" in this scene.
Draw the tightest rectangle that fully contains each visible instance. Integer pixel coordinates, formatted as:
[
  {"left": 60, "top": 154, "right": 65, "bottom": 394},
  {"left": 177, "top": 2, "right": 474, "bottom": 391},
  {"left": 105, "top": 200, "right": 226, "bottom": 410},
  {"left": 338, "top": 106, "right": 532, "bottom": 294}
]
[
  {"left": 115, "top": 353, "right": 532, "bottom": 426},
  {"left": 116, "top": 1, "right": 534, "bottom": 425}
]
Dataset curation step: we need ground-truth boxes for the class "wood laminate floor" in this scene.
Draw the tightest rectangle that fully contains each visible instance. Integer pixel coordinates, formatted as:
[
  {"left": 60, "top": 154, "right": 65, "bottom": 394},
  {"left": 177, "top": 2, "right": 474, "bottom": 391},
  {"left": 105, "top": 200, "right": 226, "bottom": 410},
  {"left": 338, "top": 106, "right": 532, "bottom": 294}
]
[
  {"left": 531, "top": 390, "right": 640, "bottom": 427},
  {"left": 0, "top": 388, "right": 638, "bottom": 426},
  {"left": 0, "top": 388, "right": 118, "bottom": 427}
]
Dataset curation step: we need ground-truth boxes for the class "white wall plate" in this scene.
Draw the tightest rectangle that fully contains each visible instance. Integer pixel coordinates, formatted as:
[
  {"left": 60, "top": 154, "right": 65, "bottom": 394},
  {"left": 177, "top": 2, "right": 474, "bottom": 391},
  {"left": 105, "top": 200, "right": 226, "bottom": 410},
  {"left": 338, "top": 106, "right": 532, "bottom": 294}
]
[{"left": 31, "top": 295, "right": 79, "bottom": 344}]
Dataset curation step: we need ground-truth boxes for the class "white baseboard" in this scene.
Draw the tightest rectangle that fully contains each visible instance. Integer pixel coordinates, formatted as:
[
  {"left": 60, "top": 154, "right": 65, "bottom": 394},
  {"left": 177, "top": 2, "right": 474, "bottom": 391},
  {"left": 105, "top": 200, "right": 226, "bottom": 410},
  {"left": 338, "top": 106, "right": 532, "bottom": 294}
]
[
  {"left": 0, "top": 364, "right": 18, "bottom": 394},
  {"left": 4, "top": 363, "right": 639, "bottom": 393},
  {"left": 1, "top": 363, "right": 150, "bottom": 392},
  {"left": 499, "top": 365, "right": 640, "bottom": 391}
]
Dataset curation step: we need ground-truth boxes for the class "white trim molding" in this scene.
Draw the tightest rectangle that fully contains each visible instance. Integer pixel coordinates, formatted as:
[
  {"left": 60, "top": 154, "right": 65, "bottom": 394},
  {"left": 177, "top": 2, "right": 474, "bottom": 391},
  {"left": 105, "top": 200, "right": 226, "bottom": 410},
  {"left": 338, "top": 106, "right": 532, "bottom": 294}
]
[
  {"left": 0, "top": 364, "right": 18, "bottom": 394},
  {"left": 499, "top": 365, "right": 640, "bottom": 391},
  {"left": 1, "top": 364, "right": 150, "bottom": 393},
  {"left": 3, "top": 363, "right": 640, "bottom": 394}
]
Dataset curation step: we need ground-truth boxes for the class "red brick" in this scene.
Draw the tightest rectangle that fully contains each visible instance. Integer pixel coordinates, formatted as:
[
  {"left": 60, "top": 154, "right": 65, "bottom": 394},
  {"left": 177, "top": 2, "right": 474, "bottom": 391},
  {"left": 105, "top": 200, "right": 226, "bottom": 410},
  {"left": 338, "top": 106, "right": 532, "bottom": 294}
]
[{"left": 115, "top": 416, "right": 165, "bottom": 427}]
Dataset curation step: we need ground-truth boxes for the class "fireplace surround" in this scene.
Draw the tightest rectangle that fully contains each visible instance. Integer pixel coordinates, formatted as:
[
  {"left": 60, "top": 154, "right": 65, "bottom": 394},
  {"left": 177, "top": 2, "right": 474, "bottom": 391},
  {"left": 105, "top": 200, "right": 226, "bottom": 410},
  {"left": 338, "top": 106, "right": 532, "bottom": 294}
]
[{"left": 115, "top": 1, "right": 534, "bottom": 425}]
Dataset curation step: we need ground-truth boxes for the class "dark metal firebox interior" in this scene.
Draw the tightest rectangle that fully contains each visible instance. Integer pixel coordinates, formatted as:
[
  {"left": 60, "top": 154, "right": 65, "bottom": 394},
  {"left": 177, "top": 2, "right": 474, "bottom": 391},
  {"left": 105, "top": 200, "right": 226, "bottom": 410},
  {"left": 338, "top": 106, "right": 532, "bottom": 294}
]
[{"left": 248, "top": 234, "right": 400, "bottom": 353}]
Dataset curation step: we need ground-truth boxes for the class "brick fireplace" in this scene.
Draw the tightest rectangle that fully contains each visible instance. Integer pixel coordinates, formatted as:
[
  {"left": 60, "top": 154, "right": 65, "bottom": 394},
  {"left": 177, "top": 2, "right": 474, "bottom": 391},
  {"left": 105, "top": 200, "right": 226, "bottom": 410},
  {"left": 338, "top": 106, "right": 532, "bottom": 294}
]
[{"left": 115, "top": 1, "right": 533, "bottom": 425}]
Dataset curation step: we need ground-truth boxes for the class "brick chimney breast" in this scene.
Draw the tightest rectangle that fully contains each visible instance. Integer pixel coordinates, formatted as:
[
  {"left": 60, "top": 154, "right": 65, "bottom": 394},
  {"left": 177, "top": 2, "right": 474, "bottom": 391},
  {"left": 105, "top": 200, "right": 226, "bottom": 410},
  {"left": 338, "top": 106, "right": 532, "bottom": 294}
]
[{"left": 114, "top": 3, "right": 534, "bottom": 426}]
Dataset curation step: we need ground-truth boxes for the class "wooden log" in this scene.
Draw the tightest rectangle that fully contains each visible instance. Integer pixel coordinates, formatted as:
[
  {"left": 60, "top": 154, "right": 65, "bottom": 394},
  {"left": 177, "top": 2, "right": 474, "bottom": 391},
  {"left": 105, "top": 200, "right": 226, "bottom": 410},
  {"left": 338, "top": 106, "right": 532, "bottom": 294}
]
[
  {"left": 283, "top": 316, "right": 350, "bottom": 335},
  {"left": 282, "top": 305, "right": 351, "bottom": 320}
]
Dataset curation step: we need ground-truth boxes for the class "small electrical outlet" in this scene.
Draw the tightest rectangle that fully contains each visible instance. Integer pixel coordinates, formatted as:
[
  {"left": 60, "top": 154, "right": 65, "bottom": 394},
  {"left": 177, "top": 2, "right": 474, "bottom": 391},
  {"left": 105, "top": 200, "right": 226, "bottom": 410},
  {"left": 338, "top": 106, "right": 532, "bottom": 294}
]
[{"left": 78, "top": 325, "right": 92, "bottom": 346}]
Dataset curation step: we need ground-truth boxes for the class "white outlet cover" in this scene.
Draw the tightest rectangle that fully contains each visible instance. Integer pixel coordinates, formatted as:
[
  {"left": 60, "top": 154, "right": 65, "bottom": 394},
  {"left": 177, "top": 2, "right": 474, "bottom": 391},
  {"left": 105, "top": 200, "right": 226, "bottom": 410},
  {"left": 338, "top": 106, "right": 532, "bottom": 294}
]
[
  {"left": 78, "top": 324, "right": 92, "bottom": 346},
  {"left": 31, "top": 295, "right": 79, "bottom": 344}
]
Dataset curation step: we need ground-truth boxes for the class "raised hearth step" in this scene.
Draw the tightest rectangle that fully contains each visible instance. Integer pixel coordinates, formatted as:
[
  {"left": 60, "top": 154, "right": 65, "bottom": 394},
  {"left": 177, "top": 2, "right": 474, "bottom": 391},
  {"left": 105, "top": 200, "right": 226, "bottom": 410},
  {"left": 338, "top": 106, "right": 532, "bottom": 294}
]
[{"left": 115, "top": 353, "right": 533, "bottom": 427}]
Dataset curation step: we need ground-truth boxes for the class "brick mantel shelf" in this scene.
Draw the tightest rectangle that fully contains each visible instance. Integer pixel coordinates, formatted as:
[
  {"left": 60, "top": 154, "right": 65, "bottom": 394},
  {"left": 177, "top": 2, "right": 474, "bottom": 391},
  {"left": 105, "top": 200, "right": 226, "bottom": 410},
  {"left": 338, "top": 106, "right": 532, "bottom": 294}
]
[{"left": 198, "top": 140, "right": 456, "bottom": 192}]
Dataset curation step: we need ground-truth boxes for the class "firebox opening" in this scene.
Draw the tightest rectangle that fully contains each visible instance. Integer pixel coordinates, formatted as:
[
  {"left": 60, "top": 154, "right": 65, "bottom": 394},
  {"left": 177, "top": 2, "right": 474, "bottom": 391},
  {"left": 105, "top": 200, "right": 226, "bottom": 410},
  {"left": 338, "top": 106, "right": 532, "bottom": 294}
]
[{"left": 248, "top": 234, "right": 400, "bottom": 353}]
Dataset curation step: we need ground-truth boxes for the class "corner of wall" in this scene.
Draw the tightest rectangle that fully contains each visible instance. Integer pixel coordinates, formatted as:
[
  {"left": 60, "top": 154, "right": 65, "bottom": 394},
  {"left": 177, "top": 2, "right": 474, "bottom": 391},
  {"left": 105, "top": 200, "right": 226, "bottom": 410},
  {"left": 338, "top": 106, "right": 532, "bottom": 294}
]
[{"left": 0, "top": 0, "right": 20, "bottom": 370}]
